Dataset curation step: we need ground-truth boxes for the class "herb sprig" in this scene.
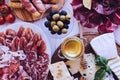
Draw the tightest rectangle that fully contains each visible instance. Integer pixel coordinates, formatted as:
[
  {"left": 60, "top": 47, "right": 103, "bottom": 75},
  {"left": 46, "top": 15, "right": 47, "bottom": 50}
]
[{"left": 94, "top": 55, "right": 112, "bottom": 80}]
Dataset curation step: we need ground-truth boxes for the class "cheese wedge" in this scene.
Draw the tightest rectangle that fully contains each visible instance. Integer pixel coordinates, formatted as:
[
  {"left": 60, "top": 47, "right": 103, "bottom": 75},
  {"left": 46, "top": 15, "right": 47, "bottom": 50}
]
[
  {"left": 90, "top": 33, "right": 118, "bottom": 59},
  {"left": 108, "top": 57, "right": 120, "bottom": 79},
  {"left": 83, "top": 0, "right": 92, "bottom": 10},
  {"left": 49, "top": 61, "right": 73, "bottom": 80},
  {"left": 114, "top": 27, "right": 120, "bottom": 46}
]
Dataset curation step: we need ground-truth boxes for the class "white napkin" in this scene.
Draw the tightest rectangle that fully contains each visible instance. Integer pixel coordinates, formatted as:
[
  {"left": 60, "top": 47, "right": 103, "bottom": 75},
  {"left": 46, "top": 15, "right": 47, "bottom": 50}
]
[{"left": 90, "top": 33, "right": 118, "bottom": 59}]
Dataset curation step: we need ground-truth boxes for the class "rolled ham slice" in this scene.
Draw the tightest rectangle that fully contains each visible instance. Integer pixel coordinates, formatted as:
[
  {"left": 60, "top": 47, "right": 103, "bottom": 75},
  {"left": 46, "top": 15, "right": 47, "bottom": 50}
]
[
  {"left": 32, "top": 0, "right": 45, "bottom": 13},
  {"left": 20, "top": 0, "right": 41, "bottom": 18}
]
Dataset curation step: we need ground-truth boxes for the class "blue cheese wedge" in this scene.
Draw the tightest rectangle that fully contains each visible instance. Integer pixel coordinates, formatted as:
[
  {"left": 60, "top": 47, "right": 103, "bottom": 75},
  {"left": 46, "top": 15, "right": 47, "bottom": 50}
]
[
  {"left": 49, "top": 61, "right": 73, "bottom": 80},
  {"left": 90, "top": 33, "right": 118, "bottom": 59}
]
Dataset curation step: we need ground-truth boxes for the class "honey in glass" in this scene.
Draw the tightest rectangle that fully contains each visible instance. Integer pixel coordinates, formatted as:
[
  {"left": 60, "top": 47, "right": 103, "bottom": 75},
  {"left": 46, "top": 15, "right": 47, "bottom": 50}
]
[{"left": 61, "top": 36, "right": 84, "bottom": 60}]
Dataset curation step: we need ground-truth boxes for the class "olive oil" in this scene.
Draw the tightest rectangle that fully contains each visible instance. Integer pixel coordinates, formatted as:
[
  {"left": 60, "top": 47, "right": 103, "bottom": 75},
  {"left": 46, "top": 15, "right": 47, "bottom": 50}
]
[{"left": 61, "top": 36, "right": 84, "bottom": 60}]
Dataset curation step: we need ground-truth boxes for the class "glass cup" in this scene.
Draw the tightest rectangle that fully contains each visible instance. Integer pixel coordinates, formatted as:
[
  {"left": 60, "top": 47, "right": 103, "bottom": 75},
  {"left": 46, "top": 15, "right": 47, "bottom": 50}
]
[{"left": 59, "top": 36, "right": 85, "bottom": 60}]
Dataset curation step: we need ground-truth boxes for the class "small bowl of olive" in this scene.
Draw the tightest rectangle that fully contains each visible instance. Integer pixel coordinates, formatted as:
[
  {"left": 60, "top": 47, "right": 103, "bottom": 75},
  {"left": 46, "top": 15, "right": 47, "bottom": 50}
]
[{"left": 44, "top": 10, "right": 71, "bottom": 35}]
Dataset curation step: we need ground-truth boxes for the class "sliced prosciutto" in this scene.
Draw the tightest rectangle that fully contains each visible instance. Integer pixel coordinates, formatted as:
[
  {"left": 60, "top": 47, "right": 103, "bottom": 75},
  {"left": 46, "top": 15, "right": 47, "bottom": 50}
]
[
  {"left": 32, "top": 0, "right": 45, "bottom": 13},
  {"left": 0, "top": 27, "right": 49, "bottom": 80},
  {"left": 20, "top": 0, "right": 41, "bottom": 18},
  {"left": 71, "top": 0, "right": 120, "bottom": 33}
]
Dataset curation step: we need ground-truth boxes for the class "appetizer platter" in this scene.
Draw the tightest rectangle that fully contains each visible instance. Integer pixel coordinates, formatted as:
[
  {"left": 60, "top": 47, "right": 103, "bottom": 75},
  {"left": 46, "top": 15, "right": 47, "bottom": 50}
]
[
  {"left": 8, "top": 0, "right": 66, "bottom": 22},
  {"left": 47, "top": 33, "right": 120, "bottom": 80},
  {"left": 0, "top": 22, "right": 51, "bottom": 80}
]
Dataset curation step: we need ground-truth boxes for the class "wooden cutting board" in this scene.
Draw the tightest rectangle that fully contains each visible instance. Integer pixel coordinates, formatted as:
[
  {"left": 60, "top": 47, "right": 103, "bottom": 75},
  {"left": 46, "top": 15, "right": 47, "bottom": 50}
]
[
  {"left": 47, "top": 33, "right": 120, "bottom": 80},
  {"left": 8, "top": 0, "right": 65, "bottom": 22}
]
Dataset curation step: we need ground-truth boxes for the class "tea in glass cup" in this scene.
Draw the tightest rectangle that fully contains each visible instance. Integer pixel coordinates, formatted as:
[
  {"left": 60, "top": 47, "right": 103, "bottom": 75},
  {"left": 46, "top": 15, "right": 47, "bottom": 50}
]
[{"left": 60, "top": 36, "right": 85, "bottom": 60}]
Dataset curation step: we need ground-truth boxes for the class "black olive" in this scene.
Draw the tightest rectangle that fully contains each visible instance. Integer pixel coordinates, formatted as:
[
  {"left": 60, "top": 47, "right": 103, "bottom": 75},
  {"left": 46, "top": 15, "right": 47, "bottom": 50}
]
[
  {"left": 44, "top": 21, "right": 50, "bottom": 27},
  {"left": 64, "top": 20, "right": 70, "bottom": 24},
  {"left": 50, "top": 10, "right": 57, "bottom": 16},
  {"left": 57, "top": 30, "right": 62, "bottom": 35},
  {"left": 47, "top": 15, "right": 52, "bottom": 21},
  {"left": 60, "top": 10, "right": 67, "bottom": 15},
  {"left": 51, "top": 31, "right": 56, "bottom": 34},
  {"left": 64, "top": 25, "right": 69, "bottom": 29},
  {"left": 48, "top": 27, "right": 52, "bottom": 30}
]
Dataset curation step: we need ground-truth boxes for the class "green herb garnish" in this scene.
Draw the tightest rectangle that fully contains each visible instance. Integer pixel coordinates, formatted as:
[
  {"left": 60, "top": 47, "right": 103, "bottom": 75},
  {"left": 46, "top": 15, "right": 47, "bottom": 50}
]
[{"left": 94, "top": 55, "right": 112, "bottom": 80}]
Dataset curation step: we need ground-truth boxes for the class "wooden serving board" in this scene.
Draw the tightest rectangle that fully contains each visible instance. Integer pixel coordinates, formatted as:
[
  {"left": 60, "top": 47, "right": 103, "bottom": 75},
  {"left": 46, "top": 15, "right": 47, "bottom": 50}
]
[
  {"left": 9, "top": 0, "right": 65, "bottom": 22},
  {"left": 47, "top": 33, "right": 120, "bottom": 80}
]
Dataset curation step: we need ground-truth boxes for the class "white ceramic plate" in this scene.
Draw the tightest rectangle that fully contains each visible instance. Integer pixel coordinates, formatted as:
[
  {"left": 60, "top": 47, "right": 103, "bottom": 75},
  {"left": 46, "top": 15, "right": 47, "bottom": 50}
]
[
  {"left": 41, "top": 4, "right": 74, "bottom": 39},
  {"left": 0, "top": 22, "right": 51, "bottom": 80},
  {"left": 0, "top": 22, "right": 51, "bottom": 58}
]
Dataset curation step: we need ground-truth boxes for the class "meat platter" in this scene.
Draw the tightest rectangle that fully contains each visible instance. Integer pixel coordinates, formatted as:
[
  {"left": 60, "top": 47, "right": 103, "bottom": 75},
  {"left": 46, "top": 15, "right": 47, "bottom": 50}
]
[
  {"left": 8, "top": 0, "right": 66, "bottom": 22},
  {"left": 0, "top": 22, "right": 51, "bottom": 80}
]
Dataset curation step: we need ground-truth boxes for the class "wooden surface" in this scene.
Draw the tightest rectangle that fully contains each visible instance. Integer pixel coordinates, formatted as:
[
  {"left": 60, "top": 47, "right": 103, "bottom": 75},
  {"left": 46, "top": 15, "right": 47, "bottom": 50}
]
[{"left": 47, "top": 33, "right": 120, "bottom": 80}]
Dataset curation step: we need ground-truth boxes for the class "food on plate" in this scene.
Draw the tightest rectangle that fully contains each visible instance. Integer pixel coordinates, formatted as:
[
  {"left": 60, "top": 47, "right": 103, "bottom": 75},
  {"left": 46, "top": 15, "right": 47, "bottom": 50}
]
[
  {"left": 61, "top": 36, "right": 84, "bottom": 60},
  {"left": 90, "top": 33, "right": 118, "bottom": 59},
  {"left": 52, "top": 13, "right": 60, "bottom": 20},
  {"left": 20, "top": 0, "right": 41, "bottom": 18},
  {"left": 71, "top": 0, "right": 120, "bottom": 33},
  {"left": 79, "top": 77, "right": 86, "bottom": 80},
  {"left": 108, "top": 58, "right": 120, "bottom": 79},
  {"left": 49, "top": 61, "right": 73, "bottom": 80},
  {"left": 61, "top": 28, "right": 68, "bottom": 34},
  {"left": 66, "top": 53, "right": 115, "bottom": 80},
  {"left": 0, "top": 26, "right": 49, "bottom": 80},
  {"left": 8, "top": 1, "right": 23, "bottom": 8},
  {"left": 66, "top": 58, "right": 81, "bottom": 75},
  {"left": 5, "top": 13, "right": 16, "bottom": 23},
  {"left": 44, "top": 10, "right": 71, "bottom": 35},
  {"left": 42, "top": 0, "right": 57, "bottom": 4},
  {"left": 80, "top": 55, "right": 87, "bottom": 69},
  {"left": 32, "top": 0, "right": 45, "bottom": 13},
  {"left": 8, "top": 0, "right": 65, "bottom": 22},
  {"left": 0, "top": 0, "right": 5, "bottom": 6},
  {"left": 0, "top": 15, "right": 5, "bottom": 25}
]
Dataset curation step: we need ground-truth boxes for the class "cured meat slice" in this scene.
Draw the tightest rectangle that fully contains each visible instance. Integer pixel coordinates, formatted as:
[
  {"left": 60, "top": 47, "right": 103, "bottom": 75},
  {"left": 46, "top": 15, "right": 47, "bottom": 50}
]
[
  {"left": 5, "top": 29, "right": 17, "bottom": 37},
  {"left": 32, "top": 0, "right": 45, "bottom": 13},
  {"left": 20, "top": 0, "right": 41, "bottom": 18},
  {"left": 18, "top": 66, "right": 30, "bottom": 80},
  {"left": 17, "top": 26, "right": 25, "bottom": 38},
  {"left": 19, "top": 37, "right": 27, "bottom": 50}
]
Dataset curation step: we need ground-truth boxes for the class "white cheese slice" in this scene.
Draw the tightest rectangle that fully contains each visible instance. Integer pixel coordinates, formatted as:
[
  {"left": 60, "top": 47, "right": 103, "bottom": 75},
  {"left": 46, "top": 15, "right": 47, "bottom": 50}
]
[
  {"left": 114, "top": 26, "right": 120, "bottom": 46},
  {"left": 79, "top": 53, "right": 97, "bottom": 80},
  {"left": 49, "top": 61, "right": 72, "bottom": 80},
  {"left": 90, "top": 33, "right": 118, "bottom": 59},
  {"left": 108, "top": 57, "right": 120, "bottom": 79}
]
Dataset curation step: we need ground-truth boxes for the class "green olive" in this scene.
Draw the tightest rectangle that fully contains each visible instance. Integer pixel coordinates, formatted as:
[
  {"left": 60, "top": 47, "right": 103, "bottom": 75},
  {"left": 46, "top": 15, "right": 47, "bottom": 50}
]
[
  {"left": 57, "top": 21, "right": 64, "bottom": 28},
  {"left": 60, "top": 15, "right": 66, "bottom": 21},
  {"left": 65, "top": 14, "right": 71, "bottom": 21},
  {"left": 51, "top": 21, "right": 56, "bottom": 27},
  {"left": 62, "top": 28, "right": 68, "bottom": 34},
  {"left": 52, "top": 14, "right": 60, "bottom": 20},
  {"left": 52, "top": 25, "right": 60, "bottom": 32}
]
